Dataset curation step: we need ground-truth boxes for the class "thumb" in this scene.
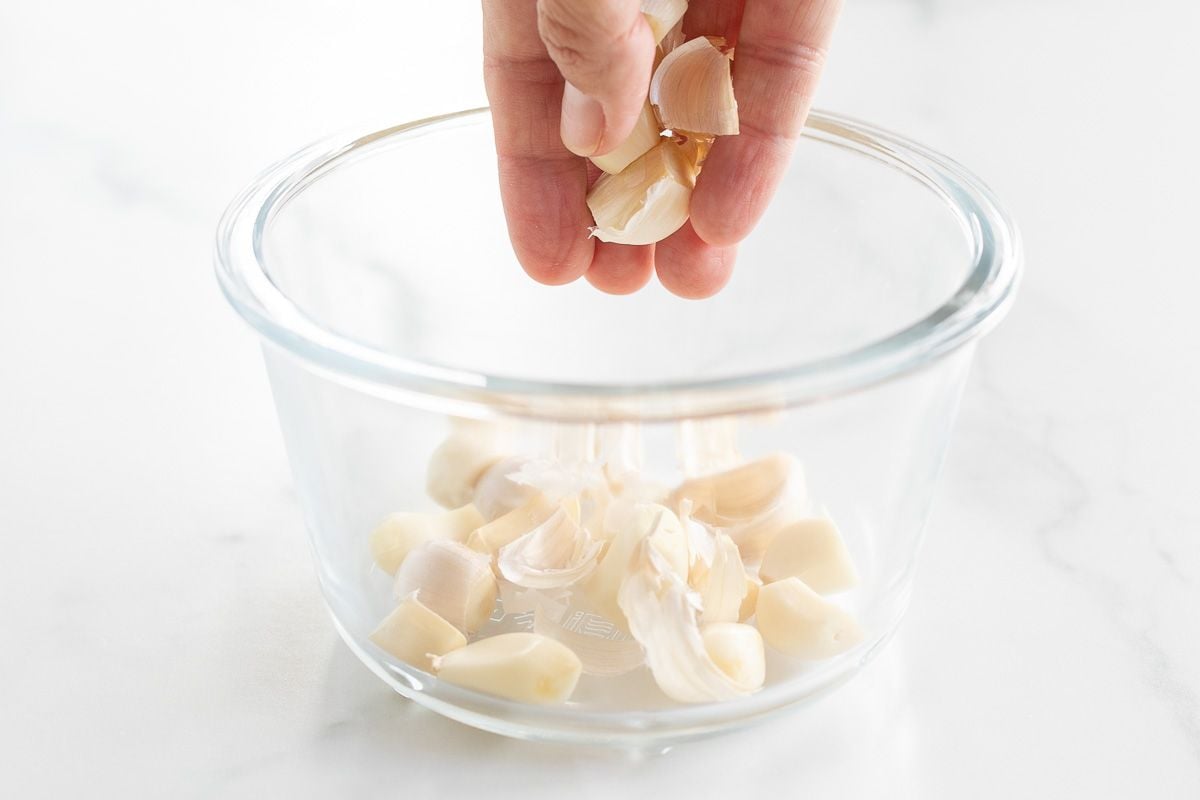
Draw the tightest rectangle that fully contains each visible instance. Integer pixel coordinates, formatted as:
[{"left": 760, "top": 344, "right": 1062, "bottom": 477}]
[{"left": 537, "top": 0, "right": 656, "bottom": 157}]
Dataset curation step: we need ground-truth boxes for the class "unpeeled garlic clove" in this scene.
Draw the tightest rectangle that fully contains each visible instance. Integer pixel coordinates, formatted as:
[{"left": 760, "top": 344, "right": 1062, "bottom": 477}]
[
  {"left": 641, "top": 0, "right": 688, "bottom": 44},
  {"left": 433, "top": 632, "right": 583, "bottom": 705},
  {"left": 369, "top": 504, "right": 484, "bottom": 574},
  {"left": 497, "top": 505, "right": 603, "bottom": 589},
  {"left": 369, "top": 594, "right": 467, "bottom": 673},
  {"left": 649, "top": 36, "right": 739, "bottom": 136},
  {"left": 426, "top": 433, "right": 503, "bottom": 509},
  {"left": 591, "top": 100, "right": 664, "bottom": 175},
  {"left": 758, "top": 515, "right": 859, "bottom": 593},
  {"left": 701, "top": 623, "right": 765, "bottom": 693},
  {"left": 472, "top": 456, "right": 540, "bottom": 521},
  {"left": 755, "top": 577, "right": 864, "bottom": 660},
  {"left": 586, "top": 140, "right": 696, "bottom": 246},
  {"left": 393, "top": 539, "right": 498, "bottom": 635}
]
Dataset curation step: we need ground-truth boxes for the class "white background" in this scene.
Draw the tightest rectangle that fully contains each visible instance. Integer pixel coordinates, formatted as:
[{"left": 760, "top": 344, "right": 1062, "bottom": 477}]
[{"left": 2, "top": 1, "right": 1198, "bottom": 797}]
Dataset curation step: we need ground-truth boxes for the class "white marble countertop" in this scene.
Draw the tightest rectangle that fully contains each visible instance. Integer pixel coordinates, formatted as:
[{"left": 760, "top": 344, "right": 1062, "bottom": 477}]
[{"left": 2, "top": 1, "right": 1198, "bottom": 796}]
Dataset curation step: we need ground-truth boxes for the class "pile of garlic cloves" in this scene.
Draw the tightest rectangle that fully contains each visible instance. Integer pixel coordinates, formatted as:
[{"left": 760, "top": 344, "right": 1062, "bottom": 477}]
[
  {"left": 585, "top": 1, "right": 738, "bottom": 245},
  {"left": 367, "top": 419, "right": 863, "bottom": 707}
]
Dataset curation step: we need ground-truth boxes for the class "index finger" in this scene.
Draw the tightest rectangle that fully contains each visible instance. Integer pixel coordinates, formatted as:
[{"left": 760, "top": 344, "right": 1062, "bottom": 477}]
[
  {"left": 688, "top": 0, "right": 842, "bottom": 248},
  {"left": 483, "top": 0, "right": 594, "bottom": 285}
]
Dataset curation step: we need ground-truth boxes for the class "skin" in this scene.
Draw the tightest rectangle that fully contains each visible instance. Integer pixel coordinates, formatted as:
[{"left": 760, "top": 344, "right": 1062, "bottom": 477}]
[{"left": 483, "top": 0, "right": 842, "bottom": 298}]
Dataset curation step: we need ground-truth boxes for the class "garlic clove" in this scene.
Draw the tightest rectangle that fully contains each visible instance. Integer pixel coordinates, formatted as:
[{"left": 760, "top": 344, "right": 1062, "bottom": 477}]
[
  {"left": 641, "top": 0, "right": 688, "bottom": 44},
  {"left": 591, "top": 100, "right": 664, "bottom": 175},
  {"left": 369, "top": 504, "right": 484, "bottom": 574},
  {"left": 672, "top": 452, "right": 799, "bottom": 523},
  {"left": 649, "top": 36, "right": 739, "bottom": 136},
  {"left": 426, "top": 433, "right": 503, "bottom": 509},
  {"left": 585, "top": 502, "right": 689, "bottom": 624},
  {"left": 658, "top": 16, "right": 686, "bottom": 56},
  {"left": 724, "top": 498, "right": 807, "bottom": 565},
  {"left": 617, "top": 539, "right": 754, "bottom": 703},
  {"left": 533, "top": 597, "right": 644, "bottom": 677},
  {"left": 758, "top": 515, "right": 859, "bottom": 593},
  {"left": 497, "top": 505, "right": 603, "bottom": 589},
  {"left": 756, "top": 577, "right": 864, "bottom": 660},
  {"left": 586, "top": 140, "right": 696, "bottom": 246},
  {"left": 393, "top": 539, "right": 498, "bottom": 635},
  {"left": 738, "top": 575, "right": 761, "bottom": 622},
  {"left": 433, "top": 632, "right": 583, "bottom": 705},
  {"left": 701, "top": 623, "right": 765, "bottom": 693},
  {"left": 369, "top": 594, "right": 467, "bottom": 673},
  {"left": 472, "top": 456, "right": 540, "bottom": 521},
  {"left": 466, "top": 493, "right": 558, "bottom": 555}
]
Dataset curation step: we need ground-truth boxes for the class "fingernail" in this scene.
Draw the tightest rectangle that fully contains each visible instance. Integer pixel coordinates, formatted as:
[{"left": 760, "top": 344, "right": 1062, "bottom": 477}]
[{"left": 560, "top": 82, "right": 604, "bottom": 156}]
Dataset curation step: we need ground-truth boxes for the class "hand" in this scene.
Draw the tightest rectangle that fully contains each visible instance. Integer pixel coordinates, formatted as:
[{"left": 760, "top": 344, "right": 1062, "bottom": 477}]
[{"left": 483, "top": 0, "right": 841, "bottom": 298}]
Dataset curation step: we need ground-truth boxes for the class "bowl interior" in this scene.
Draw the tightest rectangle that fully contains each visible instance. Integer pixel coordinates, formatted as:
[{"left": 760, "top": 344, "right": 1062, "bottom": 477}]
[{"left": 258, "top": 112, "right": 975, "bottom": 389}]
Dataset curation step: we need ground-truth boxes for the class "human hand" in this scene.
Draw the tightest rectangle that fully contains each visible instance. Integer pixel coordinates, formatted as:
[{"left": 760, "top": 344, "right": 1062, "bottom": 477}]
[{"left": 483, "top": 0, "right": 841, "bottom": 298}]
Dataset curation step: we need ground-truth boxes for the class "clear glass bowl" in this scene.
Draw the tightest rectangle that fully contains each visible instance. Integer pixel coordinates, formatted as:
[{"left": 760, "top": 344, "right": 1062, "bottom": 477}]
[{"left": 214, "top": 109, "right": 1020, "bottom": 746}]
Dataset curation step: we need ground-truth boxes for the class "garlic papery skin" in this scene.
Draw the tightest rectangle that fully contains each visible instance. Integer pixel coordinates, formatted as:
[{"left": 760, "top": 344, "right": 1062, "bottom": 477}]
[
  {"left": 466, "top": 493, "right": 559, "bottom": 556},
  {"left": 649, "top": 36, "right": 739, "bottom": 136},
  {"left": 591, "top": 100, "right": 664, "bottom": 175},
  {"left": 426, "top": 433, "right": 503, "bottom": 509},
  {"left": 617, "top": 540, "right": 753, "bottom": 703},
  {"left": 497, "top": 506, "right": 603, "bottom": 589},
  {"left": 586, "top": 501, "right": 690, "bottom": 624},
  {"left": 755, "top": 577, "right": 864, "bottom": 660},
  {"left": 393, "top": 540, "right": 498, "bottom": 635},
  {"left": 689, "top": 526, "right": 749, "bottom": 624},
  {"left": 641, "top": 0, "right": 688, "bottom": 44},
  {"left": 433, "top": 632, "right": 583, "bottom": 705},
  {"left": 758, "top": 515, "right": 859, "bottom": 594},
  {"left": 586, "top": 140, "right": 696, "bottom": 246},
  {"left": 369, "top": 504, "right": 484, "bottom": 574},
  {"left": 701, "top": 623, "right": 765, "bottom": 693},
  {"left": 738, "top": 576, "right": 761, "bottom": 622},
  {"left": 369, "top": 594, "right": 467, "bottom": 673}
]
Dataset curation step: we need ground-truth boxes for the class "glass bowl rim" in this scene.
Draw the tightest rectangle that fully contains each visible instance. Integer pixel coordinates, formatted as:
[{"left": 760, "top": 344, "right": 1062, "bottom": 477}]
[{"left": 214, "top": 108, "right": 1021, "bottom": 421}]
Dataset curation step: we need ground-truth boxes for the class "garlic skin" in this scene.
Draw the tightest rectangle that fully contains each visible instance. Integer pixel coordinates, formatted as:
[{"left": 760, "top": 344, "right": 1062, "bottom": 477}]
[
  {"left": 369, "top": 504, "right": 484, "bottom": 574},
  {"left": 641, "top": 0, "right": 688, "bottom": 44},
  {"left": 738, "top": 576, "right": 761, "bottom": 622},
  {"left": 370, "top": 595, "right": 467, "bottom": 672},
  {"left": 466, "top": 493, "right": 559, "bottom": 555},
  {"left": 755, "top": 577, "right": 864, "bottom": 660},
  {"left": 393, "top": 540, "right": 498, "bottom": 635},
  {"left": 758, "top": 516, "right": 859, "bottom": 594},
  {"left": 618, "top": 540, "right": 754, "bottom": 703},
  {"left": 426, "top": 434, "right": 503, "bottom": 509},
  {"left": 433, "top": 633, "right": 583, "bottom": 705},
  {"left": 591, "top": 100, "right": 664, "bottom": 175},
  {"left": 586, "top": 502, "right": 690, "bottom": 623},
  {"left": 701, "top": 623, "right": 765, "bottom": 693},
  {"left": 497, "top": 506, "right": 602, "bottom": 589},
  {"left": 650, "top": 36, "right": 739, "bottom": 136},
  {"left": 586, "top": 140, "right": 696, "bottom": 246},
  {"left": 686, "top": 519, "right": 749, "bottom": 624}
]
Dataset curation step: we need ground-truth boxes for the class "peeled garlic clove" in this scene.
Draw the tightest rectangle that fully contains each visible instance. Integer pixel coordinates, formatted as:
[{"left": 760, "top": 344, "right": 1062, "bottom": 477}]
[
  {"left": 641, "top": 0, "right": 688, "bottom": 44},
  {"left": 673, "top": 452, "right": 798, "bottom": 523},
  {"left": 591, "top": 100, "right": 663, "bottom": 175},
  {"left": 649, "top": 36, "right": 739, "bottom": 136},
  {"left": 738, "top": 576, "right": 760, "bottom": 622},
  {"left": 466, "top": 493, "right": 558, "bottom": 555},
  {"left": 758, "top": 515, "right": 859, "bottom": 593},
  {"left": 426, "top": 433, "right": 503, "bottom": 509},
  {"left": 369, "top": 504, "right": 484, "bottom": 574},
  {"left": 497, "top": 506, "right": 602, "bottom": 589},
  {"left": 369, "top": 594, "right": 467, "bottom": 672},
  {"left": 586, "top": 140, "right": 696, "bottom": 246},
  {"left": 533, "top": 599, "right": 645, "bottom": 677},
  {"left": 472, "top": 456, "right": 540, "bottom": 521},
  {"left": 756, "top": 577, "right": 864, "bottom": 660},
  {"left": 433, "top": 632, "right": 582, "bottom": 705},
  {"left": 585, "top": 502, "right": 689, "bottom": 624},
  {"left": 725, "top": 498, "right": 807, "bottom": 565},
  {"left": 393, "top": 540, "right": 498, "bottom": 635},
  {"left": 701, "top": 623, "right": 765, "bottom": 693},
  {"left": 617, "top": 540, "right": 751, "bottom": 703}
]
